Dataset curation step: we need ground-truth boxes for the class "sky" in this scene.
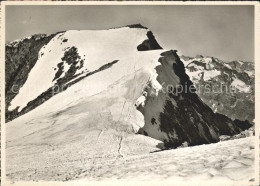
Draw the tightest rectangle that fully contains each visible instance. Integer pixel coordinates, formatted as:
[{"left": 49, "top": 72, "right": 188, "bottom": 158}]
[{"left": 6, "top": 5, "right": 254, "bottom": 61}]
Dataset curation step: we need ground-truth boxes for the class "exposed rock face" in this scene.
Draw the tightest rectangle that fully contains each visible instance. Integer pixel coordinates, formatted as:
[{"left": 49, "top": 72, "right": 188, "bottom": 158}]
[
  {"left": 137, "top": 50, "right": 245, "bottom": 148},
  {"left": 137, "top": 31, "right": 163, "bottom": 51},
  {"left": 180, "top": 55, "right": 254, "bottom": 123},
  {"left": 126, "top": 24, "right": 148, "bottom": 29},
  {"left": 228, "top": 60, "right": 254, "bottom": 72},
  {"left": 5, "top": 34, "right": 57, "bottom": 121}
]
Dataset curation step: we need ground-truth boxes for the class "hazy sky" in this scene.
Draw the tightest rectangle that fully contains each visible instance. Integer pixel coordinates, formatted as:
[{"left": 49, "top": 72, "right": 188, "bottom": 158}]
[{"left": 6, "top": 5, "right": 254, "bottom": 61}]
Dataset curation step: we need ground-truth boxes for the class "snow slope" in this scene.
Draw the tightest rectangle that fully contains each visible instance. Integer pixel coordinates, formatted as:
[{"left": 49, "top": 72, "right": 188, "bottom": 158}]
[
  {"left": 6, "top": 49, "right": 164, "bottom": 141},
  {"left": 9, "top": 27, "right": 153, "bottom": 111},
  {"left": 6, "top": 134, "right": 255, "bottom": 182}
]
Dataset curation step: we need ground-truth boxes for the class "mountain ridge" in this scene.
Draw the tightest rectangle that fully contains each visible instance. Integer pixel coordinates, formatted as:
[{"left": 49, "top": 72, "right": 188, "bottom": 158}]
[{"left": 5, "top": 25, "right": 253, "bottom": 149}]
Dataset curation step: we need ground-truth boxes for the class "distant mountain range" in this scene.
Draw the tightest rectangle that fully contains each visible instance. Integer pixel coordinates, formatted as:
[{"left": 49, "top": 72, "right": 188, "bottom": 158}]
[{"left": 180, "top": 54, "right": 254, "bottom": 123}]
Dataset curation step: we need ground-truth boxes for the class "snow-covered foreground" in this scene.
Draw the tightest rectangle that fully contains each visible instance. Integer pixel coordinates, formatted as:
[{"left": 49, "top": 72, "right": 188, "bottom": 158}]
[
  {"left": 76, "top": 137, "right": 255, "bottom": 182},
  {"left": 6, "top": 134, "right": 255, "bottom": 182}
]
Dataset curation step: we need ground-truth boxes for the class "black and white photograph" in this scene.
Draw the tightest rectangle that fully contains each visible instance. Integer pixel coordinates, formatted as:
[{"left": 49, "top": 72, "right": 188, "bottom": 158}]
[{"left": 1, "top": 2, "right": 259, "bottom": 185}]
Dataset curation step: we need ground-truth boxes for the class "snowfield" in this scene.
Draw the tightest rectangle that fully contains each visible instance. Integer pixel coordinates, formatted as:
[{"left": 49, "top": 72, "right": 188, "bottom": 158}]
[
  {"left": 6, "top": 135, "right": 255, "bottom": 182},
  {"left": 231, "top": 78, "right": 251, "bottom": 93},
  {"left": 76, "top": 137, "right": 255, "bottom": 182}
]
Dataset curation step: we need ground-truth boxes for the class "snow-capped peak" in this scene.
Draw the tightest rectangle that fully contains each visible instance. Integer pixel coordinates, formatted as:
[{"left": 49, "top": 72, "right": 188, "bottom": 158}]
[{"left": 8, "top": 27, "right": 162, "bottom": 112}]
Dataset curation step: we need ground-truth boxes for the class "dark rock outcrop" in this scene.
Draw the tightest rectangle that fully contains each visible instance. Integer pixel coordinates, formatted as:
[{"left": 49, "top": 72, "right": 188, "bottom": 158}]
[
  {"left": 228, "top": 61, "right": 254, "bottom": 72},
  {"left": 137, "top": 31, "right": 163, "bottom": 51},
  {"left": 233, "top": 119, "right": 253, "bottom": 131},
  {"left": 54, "top": 46, "right": 84, "bottom": 83},
  {"left": 5, "top": 34, "right": 57, "bottom": 119},
  {"left": 126, "top": 24, "right": 148, "bottom": 29}
]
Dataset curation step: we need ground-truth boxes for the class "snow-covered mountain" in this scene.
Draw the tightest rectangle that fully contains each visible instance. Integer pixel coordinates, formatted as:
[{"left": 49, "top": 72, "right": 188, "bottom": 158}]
[
  {"left": 180, "top": 55, "right": 254, "bottom": 123},
  {"left": 6, "top": 24, "right": 251, "bottom": 147},
  {"left": 5, "top": 24, "right": 254, "bottom": 181}
]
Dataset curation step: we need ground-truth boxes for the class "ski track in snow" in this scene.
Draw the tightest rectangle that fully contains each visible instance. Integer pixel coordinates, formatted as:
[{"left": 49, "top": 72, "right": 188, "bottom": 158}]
[{"left": 117, "top": 135, "right": 124, "bottom": 158}]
